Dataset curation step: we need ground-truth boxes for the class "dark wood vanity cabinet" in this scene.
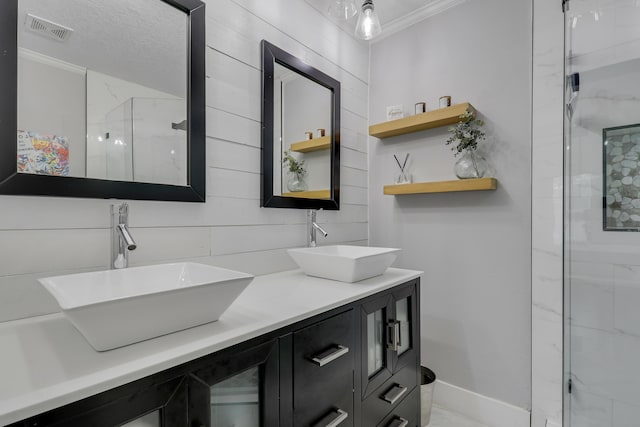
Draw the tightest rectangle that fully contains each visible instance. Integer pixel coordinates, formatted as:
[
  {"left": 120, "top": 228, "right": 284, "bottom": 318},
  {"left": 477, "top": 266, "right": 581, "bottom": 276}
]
[
  {"left": 361, "top": 284, "right": 420, "bottom": 427},
  {"left": 10, "top": 279, "right": 419, "bottom": 427},
  {"left": 12, "top": 374, "right": 190, "bottom": 427},
  {"left": 290, "top": 310, "right": 356, "bottom": 427}
]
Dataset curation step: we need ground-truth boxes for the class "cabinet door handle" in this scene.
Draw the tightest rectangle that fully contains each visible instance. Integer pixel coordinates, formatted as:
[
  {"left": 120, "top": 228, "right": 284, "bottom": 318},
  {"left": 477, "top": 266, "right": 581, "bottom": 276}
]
[
  {"left": 310, "top": 345, "right": 349, "bottom": 367},
  {"left": 387, "top": 417, "right": 409, "bottom": 427},
  {"left": 381, "top": 384, "right": 408, "bottom": 405},
  {"left": 387, "top": 320, "right": 401, "bottom": 351},
  {"left": 313, "top": 408, "right": 349, "bottom": 427}
]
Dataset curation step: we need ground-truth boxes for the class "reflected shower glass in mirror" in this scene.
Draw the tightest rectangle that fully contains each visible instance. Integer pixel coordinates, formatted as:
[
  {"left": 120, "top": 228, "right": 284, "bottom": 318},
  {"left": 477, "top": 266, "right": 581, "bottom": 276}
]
[
  {"left": 273, "top": 63, "right": 332, "bottom": 199},
  {"left": 16, "top": 0, "right": 188, "bottom": 186},
  {"left": 261, "top": 40, "right": 340, "bottom": 210}
]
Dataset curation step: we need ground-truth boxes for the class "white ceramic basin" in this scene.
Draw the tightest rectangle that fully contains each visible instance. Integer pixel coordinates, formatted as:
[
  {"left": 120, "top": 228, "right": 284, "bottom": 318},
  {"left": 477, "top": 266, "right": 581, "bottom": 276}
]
[
  {"left": 39, "top": 262, "right": 254, "bottom": 351},
  {"left": 287, "top": 245, "right": 400, "bottom": 283}
]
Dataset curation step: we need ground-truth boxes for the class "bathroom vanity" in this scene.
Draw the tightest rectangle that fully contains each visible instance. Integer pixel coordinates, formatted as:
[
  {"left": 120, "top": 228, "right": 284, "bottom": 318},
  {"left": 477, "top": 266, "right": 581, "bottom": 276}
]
[{"left": 1, "top": 269, "right": 421, "bottom": 427}]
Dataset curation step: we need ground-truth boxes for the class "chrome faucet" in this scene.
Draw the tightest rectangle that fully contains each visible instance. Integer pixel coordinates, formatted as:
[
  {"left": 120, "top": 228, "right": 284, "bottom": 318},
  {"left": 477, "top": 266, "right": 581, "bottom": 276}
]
[
  {"left": 111, "top": 203, "right": 137, "bottom": 269},
  {"left": 307, "top": 210, "right": 328, "bottom": 248}
]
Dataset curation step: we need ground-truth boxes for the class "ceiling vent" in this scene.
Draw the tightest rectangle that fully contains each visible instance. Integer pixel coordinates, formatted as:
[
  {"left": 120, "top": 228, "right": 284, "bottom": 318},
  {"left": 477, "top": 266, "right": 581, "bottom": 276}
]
[{"left": 25, "top": 14, "right": 73, "bottom": 42}]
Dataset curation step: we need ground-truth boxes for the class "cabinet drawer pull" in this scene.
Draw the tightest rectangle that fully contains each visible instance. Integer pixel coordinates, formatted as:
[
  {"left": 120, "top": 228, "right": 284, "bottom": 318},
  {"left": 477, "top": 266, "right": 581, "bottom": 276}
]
[
  {"left": 387, "top": 417, "right": 409, "bottom": 427},
  {"left": 313, "top": 408, "right": 349, "bottom": 427},
  {"left": 381, "top": 384, "right": 408, "bottom": 405},
  {"left": 387, "top": 320, "right": 401, "bottom": 351},
  {"left": 310, "top": 345, "right": 349, "bottom": 367}
]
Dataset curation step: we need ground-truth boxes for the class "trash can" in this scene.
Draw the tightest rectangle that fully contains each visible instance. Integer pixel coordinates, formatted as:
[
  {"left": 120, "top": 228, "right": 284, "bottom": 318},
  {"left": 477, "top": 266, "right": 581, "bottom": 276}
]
[{"left": 420, "top": 366, "right": 436, "bottom": 426}]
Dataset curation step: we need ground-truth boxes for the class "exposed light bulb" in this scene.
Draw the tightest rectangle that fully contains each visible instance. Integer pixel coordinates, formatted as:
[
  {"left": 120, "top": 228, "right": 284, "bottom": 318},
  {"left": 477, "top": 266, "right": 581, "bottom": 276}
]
[
  {"left": 354, "top": 0, "right": 382, "bottom": 40},
  {"left": 328, "top": 0, "right": 357, "bottom": 20}
]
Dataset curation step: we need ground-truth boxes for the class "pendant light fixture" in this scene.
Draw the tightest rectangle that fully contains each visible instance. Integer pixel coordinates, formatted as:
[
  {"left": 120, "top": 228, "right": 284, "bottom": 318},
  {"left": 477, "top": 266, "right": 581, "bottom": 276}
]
[
  {"left": 328, "top": 0, "right": 358, "bottom": 20},
  {"left": 354, "top": 0, "right": 382, "bottom": 40}
]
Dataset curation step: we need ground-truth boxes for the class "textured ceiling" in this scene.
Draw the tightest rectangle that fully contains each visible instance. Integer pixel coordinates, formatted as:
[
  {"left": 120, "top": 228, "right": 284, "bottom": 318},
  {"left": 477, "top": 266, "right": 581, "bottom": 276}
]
[
  {"left": 18, "top": 0, "right": 187, "bottom": 97},
  {"left": 305, "top": 0, "right": 465, "bottom": 40}
]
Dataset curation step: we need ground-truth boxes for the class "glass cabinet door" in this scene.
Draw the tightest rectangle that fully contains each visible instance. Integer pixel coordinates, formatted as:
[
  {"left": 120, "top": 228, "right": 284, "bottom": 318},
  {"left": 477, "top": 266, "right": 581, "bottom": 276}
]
[
  {"left": 210, "top": 367, "right": 260, "bottom": 426},
  {"left": 395, "top": 297, "right": 410, "bottom": 356},
  {"left": 189, "top": 340, "right": 279, "bottom": 427},
  {"left": 361, "top": 295, "right": 394, "bottom": 398},
  {"left": 361, "top": 282, "right": 418, "bottom": 398},
  {"left": 391, "top": 284, "right": 418, "bottom": 373},
  {"left": 367, "top": 309, "right": 386, "bottom": 377},
  {"left": 121, "top": 411, "right": 161, "bottom": 427}
]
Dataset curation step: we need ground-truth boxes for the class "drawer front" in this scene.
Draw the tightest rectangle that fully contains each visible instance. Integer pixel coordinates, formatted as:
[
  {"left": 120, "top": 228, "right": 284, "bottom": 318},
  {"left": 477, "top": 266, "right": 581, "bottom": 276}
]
[
  {"left": 376, "top": 388, "right": 420, "bottom": 427},
  {"left": 362, "top": 363, "right": 418, "bottom": 426},
  {"left": 293, "top": 310, "right": 356, "bottom": 427}
]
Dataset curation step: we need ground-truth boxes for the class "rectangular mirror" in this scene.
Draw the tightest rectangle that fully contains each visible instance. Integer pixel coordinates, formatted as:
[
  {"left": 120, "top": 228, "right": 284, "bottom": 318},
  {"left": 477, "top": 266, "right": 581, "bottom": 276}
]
[
  {"left": 0, "top": 0, "right": 205, "bottom": 201},
  {"left": 261, "top": 40, "right": 340, "bottom": 210}
]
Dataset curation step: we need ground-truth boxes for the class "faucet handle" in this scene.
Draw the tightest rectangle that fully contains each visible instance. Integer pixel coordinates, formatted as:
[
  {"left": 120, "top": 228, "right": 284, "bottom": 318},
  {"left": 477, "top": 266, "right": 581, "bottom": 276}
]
[{"left": 118, "top": 203, "right": 129, "bottom": 221}]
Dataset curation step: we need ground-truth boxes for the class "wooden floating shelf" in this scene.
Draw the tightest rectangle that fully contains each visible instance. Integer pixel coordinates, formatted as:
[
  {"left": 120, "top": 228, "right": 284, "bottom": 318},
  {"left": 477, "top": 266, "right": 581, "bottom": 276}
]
[
  {"left": 290, "top": 135, "right": 331, "bottom": 153},
  {"left": 384, "top": 178, "right": 497, "bottom": 195},
  {"left": 369, "top": 103, "right": 475, "bottom": 139},
  {"left": 282, "top": 189, "right": 331, "bottom": 199}
]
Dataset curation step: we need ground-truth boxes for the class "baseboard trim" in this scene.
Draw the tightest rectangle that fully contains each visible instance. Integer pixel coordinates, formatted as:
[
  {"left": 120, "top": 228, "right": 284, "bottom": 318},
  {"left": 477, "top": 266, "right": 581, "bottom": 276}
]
[{"left": 432, "top": 380, "right": 531, "bottom": 427}]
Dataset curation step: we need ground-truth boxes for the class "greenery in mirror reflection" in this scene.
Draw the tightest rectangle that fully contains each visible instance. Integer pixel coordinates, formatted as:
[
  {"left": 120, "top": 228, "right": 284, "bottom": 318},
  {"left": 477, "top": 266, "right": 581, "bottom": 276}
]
[{"left": 282, "top": 150, "right": 307, "bottom": 176}]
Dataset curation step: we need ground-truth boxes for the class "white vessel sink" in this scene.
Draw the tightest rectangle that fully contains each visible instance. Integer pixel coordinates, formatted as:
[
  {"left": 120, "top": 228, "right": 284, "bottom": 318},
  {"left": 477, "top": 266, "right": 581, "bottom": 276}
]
[
  {"left": 39, "top": 262, "right": 254, "bottom": 351},
  {"left": 287, "top": 245, "right": 400, "bottom": 283}
]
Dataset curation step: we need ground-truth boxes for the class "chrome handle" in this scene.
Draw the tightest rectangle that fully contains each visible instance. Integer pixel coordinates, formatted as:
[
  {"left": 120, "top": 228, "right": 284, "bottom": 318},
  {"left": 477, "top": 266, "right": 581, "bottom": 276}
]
[
  {"left": 387, "top": 320, "right": 401, "bottom": 351},
  {"left": 382, "top": 384, "right": 408, "bottom": 405},
  {"left": 388, "top": 417, "right": 409, "bottom": 427},
  {"left": 313, "top": 408, "right": 348, "bottom": 427},
  {"left": 311, "top": 345, "right": 349, "bottom": 367}
]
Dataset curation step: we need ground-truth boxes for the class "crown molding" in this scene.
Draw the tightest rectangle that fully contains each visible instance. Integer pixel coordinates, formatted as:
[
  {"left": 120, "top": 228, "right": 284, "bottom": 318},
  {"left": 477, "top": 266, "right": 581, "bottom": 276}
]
[
  {"left": 18, "top": 47, "right": 87, "bottom": 75},
  {"left": 371, "top": 0, "right": 467, "bottom": 43}
]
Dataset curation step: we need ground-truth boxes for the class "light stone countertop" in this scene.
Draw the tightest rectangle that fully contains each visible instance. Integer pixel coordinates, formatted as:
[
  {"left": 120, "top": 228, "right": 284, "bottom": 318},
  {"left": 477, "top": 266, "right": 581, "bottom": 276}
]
[{"left": 0, "top": 268, "right": 421, "bottom": 425}]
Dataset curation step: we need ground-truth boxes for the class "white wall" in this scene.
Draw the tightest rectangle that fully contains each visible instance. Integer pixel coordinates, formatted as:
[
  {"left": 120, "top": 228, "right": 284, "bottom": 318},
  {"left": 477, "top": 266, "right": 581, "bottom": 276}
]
[
  {"left": 0, "top": 0, "right": 369, "bottom": 323},
  {"left": 368, "top": 0, "right": 532, "bottom": 410},
  {"left": 17, "top": 51, "right": 86, "bottom": 177}
]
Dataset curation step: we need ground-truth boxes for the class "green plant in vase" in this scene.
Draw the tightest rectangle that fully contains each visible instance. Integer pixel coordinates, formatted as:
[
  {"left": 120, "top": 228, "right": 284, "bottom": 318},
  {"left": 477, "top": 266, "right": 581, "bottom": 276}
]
[
  {"left": 445, "top": 110, "right": 488, "bottom": 179},
  {"left": 282, "top": 150, "right": 307, "bottom": 192}
]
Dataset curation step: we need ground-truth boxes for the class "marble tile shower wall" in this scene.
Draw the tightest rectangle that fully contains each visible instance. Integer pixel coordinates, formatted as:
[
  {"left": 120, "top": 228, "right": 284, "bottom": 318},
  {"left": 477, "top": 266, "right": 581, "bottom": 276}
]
[
  {"left": 0, "top": 0, "right": 370, "bottom": 323},
  {"left": 567, "top": 47, "right": 640, "bottom": 426},
  {"left": 531, "top": 0, "right": 564, "bottom": 425}
]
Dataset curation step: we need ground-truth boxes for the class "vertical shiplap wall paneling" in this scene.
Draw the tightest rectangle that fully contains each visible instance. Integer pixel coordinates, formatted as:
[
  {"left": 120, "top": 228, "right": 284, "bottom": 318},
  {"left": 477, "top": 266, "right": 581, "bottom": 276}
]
[{"left": 0, "top": 0, "right": 370, "bottom": 323}]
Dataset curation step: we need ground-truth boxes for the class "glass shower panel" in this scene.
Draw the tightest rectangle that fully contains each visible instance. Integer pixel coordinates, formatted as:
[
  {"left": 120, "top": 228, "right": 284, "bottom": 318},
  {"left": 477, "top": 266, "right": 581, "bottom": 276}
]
[
  {"left": 131, "top": 98, "right": 187, "bottom": 186},
  {"left": 565, "top": 1, "right": 640, "bottom": 425},
  {"left": 104, "top": 99, "right": 133, "bottom": 182},
  {"left": 97, "top": 97, "right": 187, "bottom": 185}
]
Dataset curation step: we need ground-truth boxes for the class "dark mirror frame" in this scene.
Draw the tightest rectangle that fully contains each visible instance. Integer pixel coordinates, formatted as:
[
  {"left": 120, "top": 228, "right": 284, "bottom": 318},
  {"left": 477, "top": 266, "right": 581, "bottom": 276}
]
[
  {"left": 261, "top": 40, "right": 340, "bottom": 210},
  {"left": 0, "top": 0, "right": 206, "bottom": 202}
]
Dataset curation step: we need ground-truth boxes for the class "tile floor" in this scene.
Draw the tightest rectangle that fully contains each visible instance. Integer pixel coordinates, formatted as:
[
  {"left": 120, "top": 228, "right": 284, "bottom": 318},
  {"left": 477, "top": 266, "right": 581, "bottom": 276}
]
[{"left": 427, "top": 404, "right": 492, "bottom": 427}]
